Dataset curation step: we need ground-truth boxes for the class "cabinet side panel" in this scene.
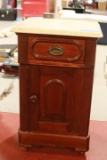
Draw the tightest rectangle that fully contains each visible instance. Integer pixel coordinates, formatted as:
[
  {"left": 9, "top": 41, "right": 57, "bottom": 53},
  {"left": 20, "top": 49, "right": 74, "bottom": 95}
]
[
  {"left": 18, "top": 34, "right": 28, "bottom": 63},
  {"left": 79, "top": 69, "right": 94, "bottom": 136},
  {"left": 19, "top": 64, "right": 30, "bottom": 130},
  {"left": 85, "top": 39, "right": 97, "bottom": 68}
]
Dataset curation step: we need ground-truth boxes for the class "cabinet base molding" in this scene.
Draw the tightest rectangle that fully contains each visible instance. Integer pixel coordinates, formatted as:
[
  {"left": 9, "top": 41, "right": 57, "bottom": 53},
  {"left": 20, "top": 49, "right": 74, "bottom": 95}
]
[{"left": 18, "top": 130, "right": 89, "bottom": 152}]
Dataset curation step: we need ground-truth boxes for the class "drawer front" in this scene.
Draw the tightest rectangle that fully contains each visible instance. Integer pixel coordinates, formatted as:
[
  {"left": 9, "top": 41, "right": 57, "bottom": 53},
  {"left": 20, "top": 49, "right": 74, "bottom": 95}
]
[{"left": 28, "top": 36, "right": 86, "bottom": 65}]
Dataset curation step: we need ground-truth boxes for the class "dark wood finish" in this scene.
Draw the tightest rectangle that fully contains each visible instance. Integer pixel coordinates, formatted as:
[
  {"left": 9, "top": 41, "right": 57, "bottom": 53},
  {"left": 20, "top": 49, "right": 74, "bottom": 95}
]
[{"left": 17, "top": 33, "right": 98, "bottom": 153}]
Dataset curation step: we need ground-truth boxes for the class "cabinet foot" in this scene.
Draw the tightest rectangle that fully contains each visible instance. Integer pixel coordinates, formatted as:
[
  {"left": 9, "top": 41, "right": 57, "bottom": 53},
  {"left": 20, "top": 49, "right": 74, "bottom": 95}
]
[
  {"left": 19, "top": 144, "right": 32, "bottom": 151},
  {"left": 80, "top": 152, "right": 85, "bottom": 155},
  {"left": 24, "top": 146, "right": 31, "bottom": 151},
  {"left": 74, "top": 148, "right": 86, "bottom": 155}
]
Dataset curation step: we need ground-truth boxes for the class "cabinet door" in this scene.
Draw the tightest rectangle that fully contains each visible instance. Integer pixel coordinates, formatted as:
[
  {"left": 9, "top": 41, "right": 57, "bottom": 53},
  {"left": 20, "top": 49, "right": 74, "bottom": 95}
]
[
  {"left": 39, "top": 66, "right": 84, "bottom": 136},
  {"left": 20, "top": 65, "right": 84, "bottom": 136}
]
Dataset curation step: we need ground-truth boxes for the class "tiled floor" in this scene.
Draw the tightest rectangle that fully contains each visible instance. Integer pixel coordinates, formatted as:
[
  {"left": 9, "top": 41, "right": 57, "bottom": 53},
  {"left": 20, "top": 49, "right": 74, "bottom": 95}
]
[
  {"left": 0, "top": 19, "right": 21, "bottom": 113},
  {"left": 0, "top": 18, "right": 22, "bottom": 45},
  {"left": 0, "top": 112, "right": 107, "bottom": 160}
]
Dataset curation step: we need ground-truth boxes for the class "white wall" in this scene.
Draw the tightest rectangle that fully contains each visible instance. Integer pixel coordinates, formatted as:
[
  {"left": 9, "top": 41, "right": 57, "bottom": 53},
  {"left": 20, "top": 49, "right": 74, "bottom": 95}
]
[{"left": 91, "top": 45, "right": 107, "bottom": 121}]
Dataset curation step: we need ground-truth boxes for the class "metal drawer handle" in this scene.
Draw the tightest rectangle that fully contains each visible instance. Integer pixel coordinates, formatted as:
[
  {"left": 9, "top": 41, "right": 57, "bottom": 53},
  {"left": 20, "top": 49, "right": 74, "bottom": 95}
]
[
  {"left": 30, "top": 95, "right": 38, "bottom": 103},
  {"left": 49, "top": 46, "right": 64, "bottom": 56}
]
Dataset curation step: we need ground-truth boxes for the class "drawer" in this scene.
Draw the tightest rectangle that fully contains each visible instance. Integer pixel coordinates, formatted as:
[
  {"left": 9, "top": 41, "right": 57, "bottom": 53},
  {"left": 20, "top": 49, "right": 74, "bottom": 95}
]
[{"left": 28, "top": 36, "right": 86, "bottom": 66}]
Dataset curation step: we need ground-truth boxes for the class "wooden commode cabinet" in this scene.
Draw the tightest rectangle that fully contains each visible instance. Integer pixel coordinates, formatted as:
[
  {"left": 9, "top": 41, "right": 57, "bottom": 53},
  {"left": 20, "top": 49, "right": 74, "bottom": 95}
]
[{"left": 12, "top": 18, "right": 102, "bottom": 153}]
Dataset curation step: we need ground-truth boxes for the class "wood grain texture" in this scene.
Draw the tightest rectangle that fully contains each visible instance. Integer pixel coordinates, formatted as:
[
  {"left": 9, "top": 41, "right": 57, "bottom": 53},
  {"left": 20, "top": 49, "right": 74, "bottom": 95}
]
[{"left": 17, "top": 32, "right": 98, "bottom": 153}]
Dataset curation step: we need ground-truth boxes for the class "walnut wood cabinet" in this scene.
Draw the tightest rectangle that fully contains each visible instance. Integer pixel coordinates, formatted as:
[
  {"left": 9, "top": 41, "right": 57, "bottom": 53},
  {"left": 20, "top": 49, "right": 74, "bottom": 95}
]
[{"left": 13, "top": 18, "right": 102, "bottom": 153}]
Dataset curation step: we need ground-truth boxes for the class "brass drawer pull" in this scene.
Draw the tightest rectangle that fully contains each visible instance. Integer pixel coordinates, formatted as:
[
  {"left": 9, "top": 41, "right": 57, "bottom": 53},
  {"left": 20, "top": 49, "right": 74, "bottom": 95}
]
[
  {"left": 30, "top": 95, "right": 38, "bottom": 103},
  {"left": 49, "top": 46, "right": 64, "bottom": 56}
]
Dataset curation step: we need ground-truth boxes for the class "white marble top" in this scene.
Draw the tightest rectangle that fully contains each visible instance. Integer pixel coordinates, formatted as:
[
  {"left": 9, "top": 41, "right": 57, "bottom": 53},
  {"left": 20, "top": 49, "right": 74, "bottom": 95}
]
[{"left": 11, "top": 18, "right": 103, "bottom": 38}]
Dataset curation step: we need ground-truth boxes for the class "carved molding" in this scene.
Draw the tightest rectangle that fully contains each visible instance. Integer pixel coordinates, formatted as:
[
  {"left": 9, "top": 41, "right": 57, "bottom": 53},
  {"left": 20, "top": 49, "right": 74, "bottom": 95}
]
[
  {"left": 31, "top": 38, "right": 84, "bottom": 62},
  {"left": 42, "top": 79, "right": 66, "bottom": 121}
]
